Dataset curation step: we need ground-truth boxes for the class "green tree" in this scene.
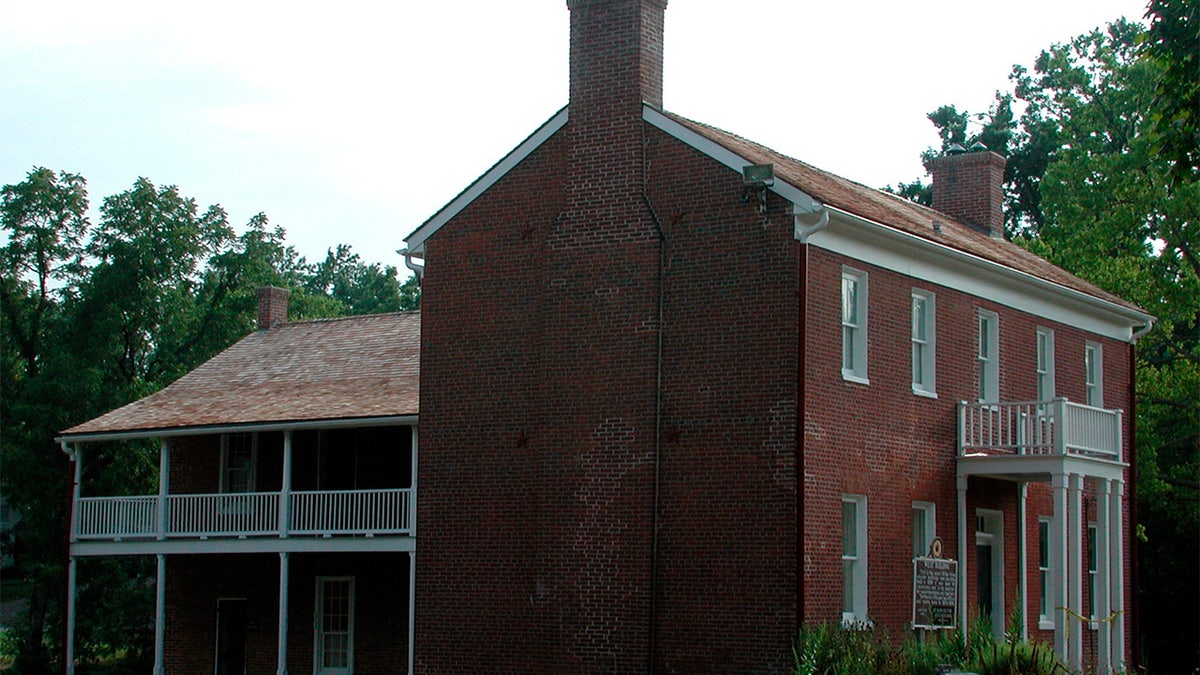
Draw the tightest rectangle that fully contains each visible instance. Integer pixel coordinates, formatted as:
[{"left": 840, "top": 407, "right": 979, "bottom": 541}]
[
  {"left": 1142, "top": 0, "right": 1199, "bottom": 185},
  {"left": 1, "top": 170, "right": 420, "bottom": 670},
  {"left": 897, "top": 18, "right": 1198, "bottom": 673}
]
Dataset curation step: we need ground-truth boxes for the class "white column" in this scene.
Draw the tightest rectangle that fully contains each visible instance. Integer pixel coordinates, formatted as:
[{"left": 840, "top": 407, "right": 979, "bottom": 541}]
[
  {"left": 279, "top": 431, "right": 293, "bottom": 537},
  {"left": 1051, "top": 472, "right": 1068, "bottom": 663},
  {"left": 957, "top": 475, "right": 969, "bottom": 643},
  {"left": 1069, "top": 473, "right": 1084, "bottom": 672},
  {"left": 152, "top": 554, "right": 166, "bottom": 675},
  {"left": 277, "top": 551, "right": 289, "bottom": 675},
  {"left": 65, "top": 556, "right": 76, "bottom": 675},
  {"left": 1096, "top": 478, "right": 1112, "bottom": 674},
  {"left": 157, "top": 440, "right": 170, "bottom": 539},
  {"left": 1110, "top": 480, "right": 1126, "bottom": 671},
  {"left": 408, "top": 550, "right": 417, "bottom": 675},
  {"left": 1018, "top": 482, "right": 1029, "bottom": 642}
]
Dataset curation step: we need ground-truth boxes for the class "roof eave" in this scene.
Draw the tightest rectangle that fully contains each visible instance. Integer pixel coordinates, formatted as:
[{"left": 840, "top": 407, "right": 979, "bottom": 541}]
[{"left": 57, "top": 414, "right": 420, "bottom": 445}]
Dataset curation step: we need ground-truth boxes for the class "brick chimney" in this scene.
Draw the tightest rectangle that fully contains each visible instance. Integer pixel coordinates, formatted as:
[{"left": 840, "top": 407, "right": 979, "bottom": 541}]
[
  {"left": 924, "top": 148, "right": 1007, "bottom": 238},
  {"left": 256, "top": 286, "right": 290, "bottom": 330}
]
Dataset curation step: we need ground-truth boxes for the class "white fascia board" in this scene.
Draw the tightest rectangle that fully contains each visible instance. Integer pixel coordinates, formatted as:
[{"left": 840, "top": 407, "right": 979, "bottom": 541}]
[
  {"left": 642, "top": 106, "right": 821, "bottom": 213},
  {"left": 404, "top": 107, "right": 569, "bottom": 255},
  {"left": 809, "top": 207, "right": 1153, "bottom": 343},
  {"left": 57, "top": 415, "right": 419, "bottom": 445}
]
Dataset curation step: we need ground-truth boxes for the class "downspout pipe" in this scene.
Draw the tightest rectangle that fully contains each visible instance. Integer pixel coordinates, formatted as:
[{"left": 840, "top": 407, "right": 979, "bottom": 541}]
[
  {"left": 793, "top": 200, "right": 829, "bottom": 243},
  {"left": 398, "top": 247, "right": 425, "bottom": 282}
]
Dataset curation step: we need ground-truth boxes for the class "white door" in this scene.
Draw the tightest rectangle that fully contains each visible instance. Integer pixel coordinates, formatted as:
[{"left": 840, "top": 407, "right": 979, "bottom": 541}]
[{"left": 314, "top": 577, "right": 354, "bottom": 675}]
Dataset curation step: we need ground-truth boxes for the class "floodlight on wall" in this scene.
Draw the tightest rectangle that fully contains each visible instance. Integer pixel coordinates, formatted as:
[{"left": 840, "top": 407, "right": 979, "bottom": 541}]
[{"left": 742, "top": 164, "right": 775, "bottom": 213}]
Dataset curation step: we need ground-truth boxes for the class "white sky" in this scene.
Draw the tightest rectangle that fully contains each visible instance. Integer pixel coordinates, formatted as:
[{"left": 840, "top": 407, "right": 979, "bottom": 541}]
[{"left": 1, "top": 0, "right": 1149, "bottom": 270}]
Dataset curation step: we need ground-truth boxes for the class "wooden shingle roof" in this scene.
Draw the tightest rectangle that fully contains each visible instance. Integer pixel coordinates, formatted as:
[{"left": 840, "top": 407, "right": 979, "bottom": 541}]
[{"left": 60, "top": 311, "right": 420, "bottom": 439}]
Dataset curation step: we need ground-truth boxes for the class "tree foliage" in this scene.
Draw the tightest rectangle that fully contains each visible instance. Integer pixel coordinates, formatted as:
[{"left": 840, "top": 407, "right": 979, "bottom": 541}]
[
  {"left": 1, "top": 169, "right": 419, "bottom": 670},
  {"left": 895, "top": 16, "right": 1198, "bottom": 674}
]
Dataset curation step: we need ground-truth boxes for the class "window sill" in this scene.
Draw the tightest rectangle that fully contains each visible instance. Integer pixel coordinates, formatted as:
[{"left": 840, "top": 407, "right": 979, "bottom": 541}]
[
  {"left": 912, "top": 387, "right": 938, "bottom": 399},
  {"left": 841, "top": 615, "right": 874, "bottom": 631},
  {"left": 842, "top": 372, "right": 870, "bottom": 385},
  {"left": 1038, "top": 619, "right": 1054, "bottom": 631}
]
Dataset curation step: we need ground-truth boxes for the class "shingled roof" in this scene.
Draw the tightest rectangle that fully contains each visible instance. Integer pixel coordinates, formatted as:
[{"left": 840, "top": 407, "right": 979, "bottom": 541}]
[
  {"left": 660, "top": 111, "right": 1142, "bottom": 314},
  {"left": 60, "top": 311, "right": 420, "bottom": 440}
]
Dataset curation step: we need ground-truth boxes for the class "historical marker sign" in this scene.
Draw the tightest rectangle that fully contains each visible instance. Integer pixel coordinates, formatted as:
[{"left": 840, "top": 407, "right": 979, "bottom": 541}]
[{"left": 912, "top": 555, "right": 958, "bottom": 629}]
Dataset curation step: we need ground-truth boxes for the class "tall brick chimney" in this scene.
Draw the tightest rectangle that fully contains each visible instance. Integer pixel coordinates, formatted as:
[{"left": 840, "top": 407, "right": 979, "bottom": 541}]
[
  {"left": 256, "top": 286, "right": 289, "bottom": 330},
  {"left": 925, "top": 148, "right": 1007, "bottom": 238}
]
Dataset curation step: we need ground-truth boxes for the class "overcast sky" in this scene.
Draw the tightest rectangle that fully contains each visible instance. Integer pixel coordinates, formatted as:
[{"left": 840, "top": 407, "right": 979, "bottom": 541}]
[{"left": 1, "top": 0, "right": 1149, "bottom": 271}]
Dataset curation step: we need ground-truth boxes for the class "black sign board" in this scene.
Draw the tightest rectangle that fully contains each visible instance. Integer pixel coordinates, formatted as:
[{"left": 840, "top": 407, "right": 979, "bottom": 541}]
[{"left": 912, "top": 556, "right": 958, "bottom": 629}]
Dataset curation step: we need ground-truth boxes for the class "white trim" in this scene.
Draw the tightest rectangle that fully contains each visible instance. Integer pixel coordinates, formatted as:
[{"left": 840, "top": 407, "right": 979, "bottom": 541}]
[
  {"left": 70, "top": 534, "right": 416, "bottom": 557},
  {"left": 1036, "top": 327, "right": 1056, "bottom": 403},
  {"left": 1085, "top": 342, "right": 1104, "bottom": 407},
  {"left": 807, "top": 209, "right": 1152, "bottom": 343},
  {"left": 314, "top": 576, "right": 355, "bottom": 675},
  {"left": 841, "top": 267, "right": 869, "bottom": 383},
  {"left": 978, "top": 310, "right": 1000, "bottom": 403},
  {"left": 841, "top": 494, "right": 868, "bottom": 625},
  {"left": 911, "top": 290, "right": 937, "bottom": 397},
  {"left": 58, "top": 415, "right": 418, "bottom": 445},
  {"left": 404, "top": 107, "right": 569, "bottom": 254}
]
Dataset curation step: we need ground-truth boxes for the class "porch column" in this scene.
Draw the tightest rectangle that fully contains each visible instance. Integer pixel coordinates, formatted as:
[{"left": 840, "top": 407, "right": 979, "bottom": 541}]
[
  {"left": 1095, "top": 478, "right": 1112, "bottom": 674},
  {"left": 65, "top": 444, "right": 82, "bottom": 675},
  {"left": 279, "top": 431, "right": 293, "bottom": 537},
  {"left": 277, "top": 551, "right": 290, "bottom": 675},
  {"left": 1018, "top": 482, "right": 1029, "bottom": 642},
  {"left": 408, "top": 550, "right": 416, "bottom": 675},
  {"left": 157, "top": 440, "right": 170, "bottom": 539},
  {"left": 1050, "top": 472, "right": 1068, "bottom": 663},
  {"left": 153, "top": 554, "right": 166, "bottom": 675},
  {"left": 65, "top": 556, "right": 76, "bottom": 675},
  {"left": 957, "top": 474, "right": 968, "bottom": 643},
  {"left": 1069, "top": 473, "right": 1084, "bottom": 672},
  {"left": 1110, "top": 479, "right": 1126, "bottom": 670}
]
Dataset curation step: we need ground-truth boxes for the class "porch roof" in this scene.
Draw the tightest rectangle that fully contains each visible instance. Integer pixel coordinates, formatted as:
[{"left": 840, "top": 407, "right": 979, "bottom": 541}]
[{"left": 59, "top": 311, "right": 421, "bottom": 441}]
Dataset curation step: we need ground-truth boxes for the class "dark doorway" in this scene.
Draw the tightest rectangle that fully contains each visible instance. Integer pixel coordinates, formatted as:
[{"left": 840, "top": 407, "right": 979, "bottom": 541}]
[{"left": 216, "top": 598, "right": 248, "bottom": 675}]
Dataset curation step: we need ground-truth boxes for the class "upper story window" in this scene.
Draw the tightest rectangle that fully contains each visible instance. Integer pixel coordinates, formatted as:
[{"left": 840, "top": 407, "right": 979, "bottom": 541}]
[
  {"left": 911, "top": 290, "right": 936, "bottom": 397},
  {"left": 841, "top": 494, "right": 868, "bottom": 625},
  {"left": 977, "top": 310, "right": 999, "bottom": 402},
  {"left": 841, "top": 268, "right": 868, "bottom": 383},
  {"left": 1036, "top": 328, "right": 1055, "bottom": 402},
  {"left": 220, "top": 433, "right": 257, "bottom": 493},
  {"left": 1085, "top": 342, "right": 1104, "bottom": 407}
]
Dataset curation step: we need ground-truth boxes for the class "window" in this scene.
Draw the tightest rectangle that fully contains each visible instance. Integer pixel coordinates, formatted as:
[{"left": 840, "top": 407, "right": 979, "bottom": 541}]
[
  {"left": 1085, "top": 342, "right": 1104, "bottom": 407},
  {"left": 977, "top": 310, "right": 999, "bottom": 402},
  {"left": 1038, "top": 518, "right": 1053, "bottom": 628},
  {"left": 841, "top": 268, "right": 868, "bottom": 383},
  {"left": 842, "top": 495, "right": 868, "bottom": 624},
  {"left": 1036, "top": 328, "right": 1055, "bottom": 402},
  {"left": 911, "top": 291, "right": 936, "bottom": 396},
  {"left": 220, "top": 433, "right": 257, "bottom": 493},
  {"left": 912, "top": 501, "right": 937, "bottom": 558},
  {"left": 315, "top": 577, "right": 354, "bottom": 675}
]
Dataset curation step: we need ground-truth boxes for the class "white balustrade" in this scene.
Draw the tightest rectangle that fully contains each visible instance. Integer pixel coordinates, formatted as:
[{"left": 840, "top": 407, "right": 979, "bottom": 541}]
[
  {"left": 73, "top": 488, "right": 412, "bottom": 541},
  {"left": 959, "top": 399, "right": 1121, "bottom": 461}
]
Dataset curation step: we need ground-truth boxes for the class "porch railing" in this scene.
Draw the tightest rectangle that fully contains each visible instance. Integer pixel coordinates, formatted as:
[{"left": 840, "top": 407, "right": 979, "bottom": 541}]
[
  {"left": 958, "top": 399, "right": 1122, "bottom": 461},
  {"left": 74, "top": 488, "right": 413, "bottom": 541}
]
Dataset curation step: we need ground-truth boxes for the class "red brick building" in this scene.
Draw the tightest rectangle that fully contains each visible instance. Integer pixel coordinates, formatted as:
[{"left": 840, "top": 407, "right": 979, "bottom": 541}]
[{"left": 60, "top": 0, "right": 1151, "bottom": 673}]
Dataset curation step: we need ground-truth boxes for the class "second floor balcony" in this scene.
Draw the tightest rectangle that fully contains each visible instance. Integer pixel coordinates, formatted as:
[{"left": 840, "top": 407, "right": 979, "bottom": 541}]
[{"left": 958, "top": 398, "right": 1125, "bottom": 481}]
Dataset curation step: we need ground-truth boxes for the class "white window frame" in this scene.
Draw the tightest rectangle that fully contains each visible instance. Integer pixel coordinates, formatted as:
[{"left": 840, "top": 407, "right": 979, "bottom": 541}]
[
  {"left": 314, "top": 576, "right": 355, "bottom": 675},
  {"left": 1038, "top": 517, "right": 1054, "bottom": 629},
  {"left": 219, "top": 433, "right": 257, "bottom": 494},
  {"left": 1036, "top": 327, "right": 1055, "bottom": 403},
  {"left": 1087, "top": 523, "right": 1098, "bottom": 627},
  {"left": 912, "top": 501, "right": 937, "bottom": 558},
  {"left": 911, "top": 290, "right": 936, "bottom": 397},
  {"left": 841, "top": 494, "right": 868, "bottom": 625},
  {"left": 1085, "top": 342, "right": 1104, "bottom": 407},
  {"left": 977, "top": 310, "right": 999, "bottom": 403},
  {"left": 841, "top": 268, "right": 869, "bottom": 384}
]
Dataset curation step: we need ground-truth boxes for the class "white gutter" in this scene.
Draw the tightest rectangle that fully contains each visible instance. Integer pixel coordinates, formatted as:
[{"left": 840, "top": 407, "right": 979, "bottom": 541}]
[
  {"left": 793, "top": 199, "right": 829, "bottom": 242},
  {"left": 56, "top": 414, "right": 419, "bottom": 445},
  {"left": 399, "top": 247, "right": 425, "bottom": 281}
]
